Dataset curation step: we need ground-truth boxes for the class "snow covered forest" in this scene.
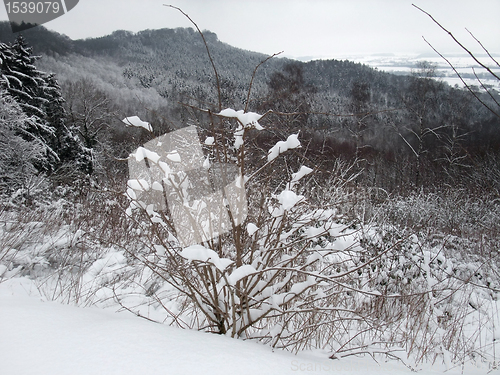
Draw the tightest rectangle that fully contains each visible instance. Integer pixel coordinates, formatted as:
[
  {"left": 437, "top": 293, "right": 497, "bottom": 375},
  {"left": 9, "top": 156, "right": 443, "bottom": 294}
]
[{"left": 1, "top": 17, "right": 500, "bottom": 374}]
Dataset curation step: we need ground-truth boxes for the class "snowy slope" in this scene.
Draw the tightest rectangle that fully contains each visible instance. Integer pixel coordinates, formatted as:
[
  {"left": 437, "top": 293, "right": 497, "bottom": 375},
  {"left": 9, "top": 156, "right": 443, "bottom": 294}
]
[{"left": 0, "top": 279, "right": 490, "bottom": 375}]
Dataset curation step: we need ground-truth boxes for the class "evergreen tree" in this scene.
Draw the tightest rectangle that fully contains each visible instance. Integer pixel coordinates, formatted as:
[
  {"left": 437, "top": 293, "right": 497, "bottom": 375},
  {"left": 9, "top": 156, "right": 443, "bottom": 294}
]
[
  {"left": 0, "top": 36, "right": 91, "bottom": 174},
  {"left": 0, "top": 36, "right": 58, "bottom": 169},
  {"left": 0, "top": 89, "right": 45, "bottom": 194},
  {"left": 259, "top": 62, "right": 315, "bottom": 130},
  {"left": 45, "top": 73, "right": 92, "bottom": 174}
]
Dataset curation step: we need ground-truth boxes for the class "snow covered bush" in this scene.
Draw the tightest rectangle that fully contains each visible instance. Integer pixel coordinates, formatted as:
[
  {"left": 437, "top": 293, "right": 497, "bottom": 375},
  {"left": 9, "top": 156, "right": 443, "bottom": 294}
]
[
  {"left": 122, "top": 108, "right": 413, "bottom": 358},
  {"left": 0, "top": 182, "right": 135, "bottom": 305},
  {"left": 122, "top": 107, "right": 500, "bottom": 368}
]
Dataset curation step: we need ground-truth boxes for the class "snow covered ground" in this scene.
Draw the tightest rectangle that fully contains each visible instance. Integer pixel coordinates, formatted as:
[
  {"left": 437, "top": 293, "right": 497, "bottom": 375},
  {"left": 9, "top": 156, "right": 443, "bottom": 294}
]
[{"left": 0, "top": 278, "right": 493, "bottom": 375}]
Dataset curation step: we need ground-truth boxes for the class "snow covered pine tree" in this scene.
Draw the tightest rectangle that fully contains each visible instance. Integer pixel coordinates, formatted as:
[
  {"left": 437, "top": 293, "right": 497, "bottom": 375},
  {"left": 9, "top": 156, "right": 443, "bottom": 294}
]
[{"left": 0, "top": 36, "right": 90, "bottom": 177}]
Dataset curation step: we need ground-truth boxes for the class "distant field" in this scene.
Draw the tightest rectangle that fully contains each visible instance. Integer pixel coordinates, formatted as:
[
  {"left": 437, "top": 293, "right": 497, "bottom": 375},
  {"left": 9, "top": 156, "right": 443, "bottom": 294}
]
[
  {"left": 350, "top": 53, "right": 500, "bottom": 90},
  {"left": 295, "top": 53, "right": 500, "bottom": 90}
]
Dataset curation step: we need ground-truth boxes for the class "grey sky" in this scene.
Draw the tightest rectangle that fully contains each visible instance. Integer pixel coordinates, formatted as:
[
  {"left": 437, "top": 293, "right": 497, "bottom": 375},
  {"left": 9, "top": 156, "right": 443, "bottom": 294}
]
[{"left": 1, "top": 0, "right": 499, "bottom": 59}]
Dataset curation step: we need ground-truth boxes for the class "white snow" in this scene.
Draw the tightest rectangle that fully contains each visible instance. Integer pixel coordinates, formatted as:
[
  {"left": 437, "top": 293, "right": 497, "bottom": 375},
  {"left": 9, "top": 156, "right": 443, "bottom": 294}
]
[
  {"left": 228, "top": 264, "right": 257, "bottom": 285},
  {"left": 203, "top": 156, "right": 210, "bottom": 169},
  {"left": 0, "top": 282, "right": 303, "bottom": 375},
  {"left": 218, "top": 108, "right": 264, "bottom": 149},
  {"left": 158, "top": 160, "right": 171, "bottom": 175},
  {"left": 132, "top": 146, "right": 161, "bottom": 163},
  {"left": 122, "top": 115, "right": 153, "bottom": 132},
  {"left": 152, "top": 181, "right": 163, "bottom": 191},
  {"left": 276, "top": 190, "right": 305, "bottom": 210},
  {"left": 180, "top": 244, "right": 233, "bottom": 271},
  {"left": 0, "top": 264, "right": 7, "bottom": 277},
  {"left": 291, "top": 165, "right": 313, "bottom": 183},
  {"left": 234, "top": 125, "right": 244, "bottom": 149},
  {"left": 219, "top": 108, "right": 264, "bottom": 129},
  {"left": 0, "top": 279, "right": 488, "bottom": 375},
  {"left": 166, "top": 150, "right": 181, "bottom": 162},
  {"left": 127, "top": 179, "right": 150, "bottom": 191},
  {"left": 247, "top": 222, "right": 259, "bottom": 236},
  {"left": 287, "top": 165, "right": 313, "bottom": 190},
  {"left": 268, "top": 133, "right": 301, "bottom": 162}
]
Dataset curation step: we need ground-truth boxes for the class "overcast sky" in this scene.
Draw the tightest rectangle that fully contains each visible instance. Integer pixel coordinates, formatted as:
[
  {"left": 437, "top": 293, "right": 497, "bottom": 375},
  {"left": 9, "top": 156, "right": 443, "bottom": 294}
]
[{"left": 1, "top": 0, "right": 499, "bottom": 60}]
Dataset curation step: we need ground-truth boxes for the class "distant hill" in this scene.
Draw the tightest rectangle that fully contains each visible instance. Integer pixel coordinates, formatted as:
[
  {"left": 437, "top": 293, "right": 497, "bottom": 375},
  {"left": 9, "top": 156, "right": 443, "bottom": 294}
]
[
  {"left": 0, "top": 22, "right": 74, "bottom": 55},
  {"left": 0, "top": 21, "right": 404, "bottom": 115},
  {"left": 1, "top": 22, "right": 496, "bottom": 147},
  {"left": 2, "top": 21, "right": 500, "bottom": 194}
]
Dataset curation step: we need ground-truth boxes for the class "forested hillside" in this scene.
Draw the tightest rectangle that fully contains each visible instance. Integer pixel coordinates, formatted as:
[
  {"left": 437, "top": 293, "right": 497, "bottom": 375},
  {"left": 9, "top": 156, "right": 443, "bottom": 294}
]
[
  {"left": 2, "top": 21, "right": 498, "bottom": 195},
  {"left": 1, "top": 21, "right": 500, "bottom": 371}
]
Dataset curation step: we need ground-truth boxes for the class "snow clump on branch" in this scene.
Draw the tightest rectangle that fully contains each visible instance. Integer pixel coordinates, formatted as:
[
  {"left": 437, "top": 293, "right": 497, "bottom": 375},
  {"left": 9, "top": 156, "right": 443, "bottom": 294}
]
[{"left": 122, "top": 116, "right": 153, "bottom": 132}]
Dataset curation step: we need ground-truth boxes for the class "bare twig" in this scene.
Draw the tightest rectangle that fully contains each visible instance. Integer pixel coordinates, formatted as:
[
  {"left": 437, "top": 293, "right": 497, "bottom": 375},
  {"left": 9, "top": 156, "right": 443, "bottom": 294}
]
[
  {"left": 472, "top": 67, "right": 500, "bottom": 109},
  {"left": 164, "top": 5, "right": 222, "bottom": 111},
  {"left": 466, "top": 28, "right": 500, "bottom": 70},
  {"left": 244, "top": 51, "right": 283, "bottom": 113},
  {"left": 421, "top": 36, "right": 500, "bottom": 119},
  {"left": 413, "top": 4, "right": 500, "bottom": 82}
]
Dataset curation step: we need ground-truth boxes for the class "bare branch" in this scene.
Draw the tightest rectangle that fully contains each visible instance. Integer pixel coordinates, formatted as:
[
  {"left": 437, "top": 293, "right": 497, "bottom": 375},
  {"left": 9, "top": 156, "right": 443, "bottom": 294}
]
[
  {"left": 472, "top": 67, "right": 500, "bottom": 109},
  {"left": 244, "top": 51, "right": 283, "bottom": 113},
  {"left": 164, "top": 5, "right": 222, "bottom": 111},
  {"left": 466, "top": 28, "right": 500, "bottom": 70},
  {"left": 413, "top": 4, "right": 500, "bottom": 82},
  {"left": 421, "top": 36, "right": 500, "bottom": 118}
]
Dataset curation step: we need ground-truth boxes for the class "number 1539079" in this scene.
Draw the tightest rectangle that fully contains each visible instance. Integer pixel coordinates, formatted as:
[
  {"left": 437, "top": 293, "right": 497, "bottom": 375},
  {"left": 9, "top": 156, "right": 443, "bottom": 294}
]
[{"left": 5, "top": 2, "right": 61, "bottom": 14}]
